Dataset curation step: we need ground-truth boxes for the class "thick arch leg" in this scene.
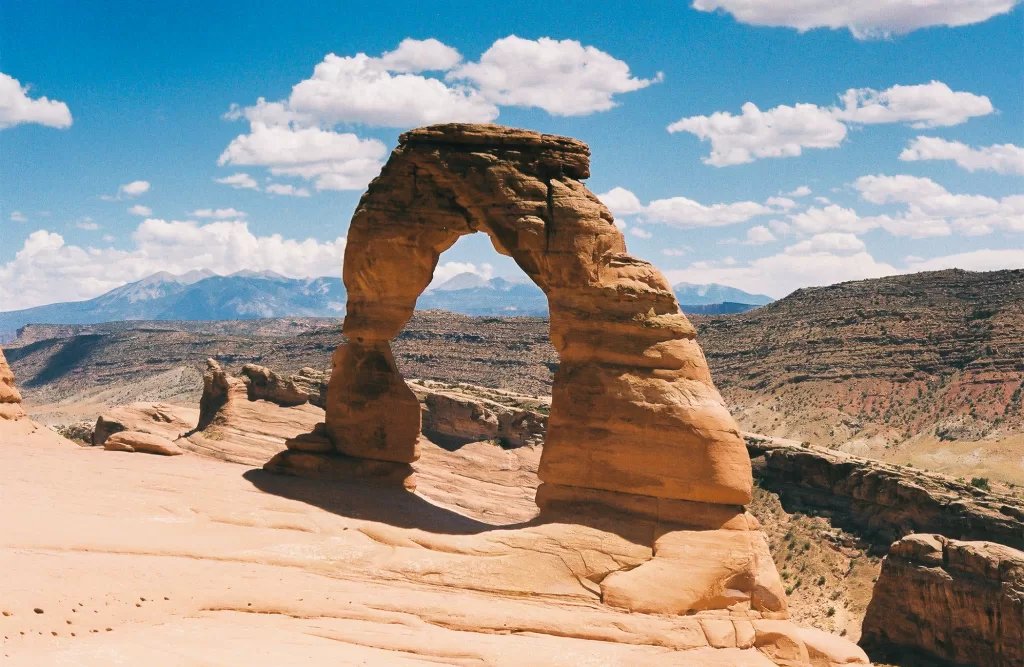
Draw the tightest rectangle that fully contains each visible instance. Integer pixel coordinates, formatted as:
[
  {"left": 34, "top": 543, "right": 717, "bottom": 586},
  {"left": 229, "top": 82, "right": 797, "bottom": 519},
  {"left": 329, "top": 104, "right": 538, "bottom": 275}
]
[{"left": 325, "top": 340, "right": 420, "bottom": 463}]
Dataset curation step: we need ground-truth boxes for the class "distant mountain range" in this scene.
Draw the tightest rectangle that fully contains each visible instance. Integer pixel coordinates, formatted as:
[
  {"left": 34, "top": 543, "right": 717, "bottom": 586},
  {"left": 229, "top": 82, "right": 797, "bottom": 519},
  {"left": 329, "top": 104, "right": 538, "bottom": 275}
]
[
  {"left": 0, "top": 271, "right": 773, "bottom": 331},
  {"left": 673, "top": 283, "right": 774, "bottom": 307}
]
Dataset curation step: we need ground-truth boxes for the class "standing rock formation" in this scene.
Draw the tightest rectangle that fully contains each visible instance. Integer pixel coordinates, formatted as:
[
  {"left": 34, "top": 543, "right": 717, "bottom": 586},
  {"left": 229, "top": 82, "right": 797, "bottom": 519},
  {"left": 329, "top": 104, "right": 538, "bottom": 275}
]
[
  {"left": 0, "top": 345, "right": 76, "bottom": 447},
  {"left": 861, "top": 534, "right": 1024, "bottom": 666},
  {"left": 259, "top": 124, "right": 877, "bottom": 667},
  {"left": 0, "top": 345, "right": 26, "bottom": 421},
  {"left": 287, "top": 123, "right": 752, "bottom": 516}
]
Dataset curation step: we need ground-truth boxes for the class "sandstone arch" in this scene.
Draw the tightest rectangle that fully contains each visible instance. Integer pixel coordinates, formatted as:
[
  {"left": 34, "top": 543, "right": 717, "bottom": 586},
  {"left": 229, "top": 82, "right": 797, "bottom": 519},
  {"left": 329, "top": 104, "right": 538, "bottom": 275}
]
[{"left": 304, "top": 123, "right": 753, "bottom": 514}]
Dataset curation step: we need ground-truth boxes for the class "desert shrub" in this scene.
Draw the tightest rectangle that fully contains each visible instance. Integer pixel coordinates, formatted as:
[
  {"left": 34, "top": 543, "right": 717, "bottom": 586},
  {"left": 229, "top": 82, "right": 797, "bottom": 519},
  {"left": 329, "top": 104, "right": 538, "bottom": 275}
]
[{"left": 971, "top": 477, "right": 991, "bottom": 491}]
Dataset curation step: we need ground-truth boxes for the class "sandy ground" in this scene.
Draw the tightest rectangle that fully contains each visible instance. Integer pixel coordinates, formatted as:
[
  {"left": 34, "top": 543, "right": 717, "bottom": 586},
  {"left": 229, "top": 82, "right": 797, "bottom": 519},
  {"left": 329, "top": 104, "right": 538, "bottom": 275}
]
[{"left": 1, "top": 433, "right": 809, "bottom": 666}]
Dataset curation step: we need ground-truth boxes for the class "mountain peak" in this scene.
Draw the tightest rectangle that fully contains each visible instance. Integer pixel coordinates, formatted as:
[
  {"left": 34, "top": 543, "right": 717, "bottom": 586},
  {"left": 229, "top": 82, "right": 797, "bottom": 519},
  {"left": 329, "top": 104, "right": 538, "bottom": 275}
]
[
  {"left": 228, "top": 270, "right": 290, "bottom": 281},
  {"left": 673, "top": 282, "right": 774, "bottom": 307},
  {"left": 432, "top": 272, "right": 489, "bottom": 291}
]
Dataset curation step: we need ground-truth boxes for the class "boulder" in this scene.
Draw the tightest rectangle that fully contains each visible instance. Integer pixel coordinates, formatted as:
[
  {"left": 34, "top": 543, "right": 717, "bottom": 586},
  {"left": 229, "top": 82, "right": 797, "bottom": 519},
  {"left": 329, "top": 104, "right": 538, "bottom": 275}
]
[
  {"left": 93, "top": 402, "right": 199, "bottom": 446},
  {"left": 860, "top": 534, "right": 1024, "bottom": 666},
  {"left": 410, "top": 380, "right": 547, "bottom": 448},
  {"left": 290, "top": 367, "right": 329, "bottom": 408},
  {"left": 104, "top": 431, "right": 184, "bottom": 456},
  {"left": 240, "top": 363, "right": 310, "bottom": 407}
]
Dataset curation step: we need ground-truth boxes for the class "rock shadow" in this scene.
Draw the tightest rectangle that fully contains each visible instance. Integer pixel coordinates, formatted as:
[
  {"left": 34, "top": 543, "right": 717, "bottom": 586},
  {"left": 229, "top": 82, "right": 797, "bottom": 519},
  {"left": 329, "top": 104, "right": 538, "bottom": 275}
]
[
  {"left": 243, "top": 467, "right": 659, "bottom": 547},
  {"left": 242, "top": 467, "right": 539, "bottom": 536}
]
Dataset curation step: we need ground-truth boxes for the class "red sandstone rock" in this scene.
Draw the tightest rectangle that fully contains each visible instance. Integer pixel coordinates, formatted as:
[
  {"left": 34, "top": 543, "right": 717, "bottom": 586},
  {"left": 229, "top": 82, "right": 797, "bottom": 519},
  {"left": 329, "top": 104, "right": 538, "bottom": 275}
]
[
  {"left": 324, "top": 123, "right": 751, "bottom": 507},
  {"left": 93, "top": 402, "right": 198, "bottom": 446},
  {"left": 0, "top": 346, "right": 26, "bottom": 419},
  {"left": 104, "top": 431, "right": 185, "bottom": 456},
  {"left": 860, "top": 533, "right": 1024, "bottom": 666}
]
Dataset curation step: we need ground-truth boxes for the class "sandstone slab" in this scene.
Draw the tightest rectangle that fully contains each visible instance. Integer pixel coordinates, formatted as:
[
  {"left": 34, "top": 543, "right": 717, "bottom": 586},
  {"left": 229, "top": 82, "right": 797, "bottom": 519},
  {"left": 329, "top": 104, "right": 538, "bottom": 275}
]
[
  {"left": 105, "top": 431, "right": 184, "bottom": 456},
  {"left": 93, "top": 402, "right": 198, "bottom": 446}
]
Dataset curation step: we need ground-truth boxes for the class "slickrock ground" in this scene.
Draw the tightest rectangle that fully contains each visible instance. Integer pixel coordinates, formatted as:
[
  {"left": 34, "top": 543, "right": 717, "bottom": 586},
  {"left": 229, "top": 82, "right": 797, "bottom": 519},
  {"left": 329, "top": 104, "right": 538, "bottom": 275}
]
[
  {"left": 1, "top": 433, "right": 868, "bottom": 665},
  {"left": 860, "top": 534, "right": 1024, "bottom": 667},
  {"left": 4, "top": 345, "right": 871, "bottom": 665}
]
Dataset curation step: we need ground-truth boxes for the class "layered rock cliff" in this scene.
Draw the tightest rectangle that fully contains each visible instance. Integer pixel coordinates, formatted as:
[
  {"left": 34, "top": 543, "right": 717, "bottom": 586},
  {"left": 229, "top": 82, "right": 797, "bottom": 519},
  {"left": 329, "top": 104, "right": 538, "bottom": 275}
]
[
  {"left": 861, "top": 534, "right": 1024, "bottom": 666},
  {"left": 747, "top": 437, "right": 1024, "bottom": 551}
]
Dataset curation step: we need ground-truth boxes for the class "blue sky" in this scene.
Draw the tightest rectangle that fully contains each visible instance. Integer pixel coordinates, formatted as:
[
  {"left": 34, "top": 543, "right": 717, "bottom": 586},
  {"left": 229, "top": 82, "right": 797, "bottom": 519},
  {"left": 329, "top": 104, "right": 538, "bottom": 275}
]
[{"left": 2, "top": 0, "right": 1022, "bottom": 309}]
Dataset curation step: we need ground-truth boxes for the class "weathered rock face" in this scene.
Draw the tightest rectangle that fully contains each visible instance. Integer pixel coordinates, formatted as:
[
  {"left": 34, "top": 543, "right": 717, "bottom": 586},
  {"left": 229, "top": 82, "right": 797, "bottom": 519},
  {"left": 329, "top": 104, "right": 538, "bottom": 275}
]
[
  {"left": 185, "top": 359, "right": 324, "bottom": 465},
  {"left": 103, "top": 430, "right": 185, "bottom": 456},
  {"left": 747, "top": 437, "right": 1024, "bottom": 551},
  {"left": 240, "top": 363, "right": 311, "bottom": 407},
  {"left": 410, "top": 379, "right": 547, "bottom": 448},
  {"left": 318, "top": 123, "right": 751, "bottom": 509},
  {"left": 0, "top": 345, "right": 26, "bottom": 420},
  {"left": 93, "top": 402, "right": 199, "bottom": 446},
  {"left": 861, "top": 534, "right": 1024, "bottom": 666},
  {"left": 290, "top": 367, "right": 329, "bottom": 408}
]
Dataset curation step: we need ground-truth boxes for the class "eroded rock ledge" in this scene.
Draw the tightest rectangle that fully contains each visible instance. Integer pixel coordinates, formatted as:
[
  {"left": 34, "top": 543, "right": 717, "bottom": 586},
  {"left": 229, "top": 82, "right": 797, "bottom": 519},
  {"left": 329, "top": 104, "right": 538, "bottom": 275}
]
[
  {"left": 860, "top": 534, "right": 1024, "bottom": 666},
  {"left": 747, "top": 436, "right": 1024, "bottom": 551}
]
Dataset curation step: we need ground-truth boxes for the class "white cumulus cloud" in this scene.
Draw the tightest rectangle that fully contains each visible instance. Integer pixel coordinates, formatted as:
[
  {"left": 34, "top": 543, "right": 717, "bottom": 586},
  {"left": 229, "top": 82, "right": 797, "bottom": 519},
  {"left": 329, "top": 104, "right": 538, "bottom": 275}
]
[
  {"left": 668, "top": 101, "right": 847, "bottom": 166},
  {"left": 0, "top": 220, "right": 347, "bottom": 310},
  {"left": 447, "top": 36, "right": 661, "bottom": 116},
  {"left": 900, "top": 136, "right": 1024, "bottom": 175},
  {"left": 221, "top": 37, "right": 654, "bottom": 194},
  {"left": 266, "top": 183, "right": 311, "bottom": 197},
  {"left": 669, "top": 82, "right": 994, "bottom": 166},
  {"left": 218, "top": 123, "right": 388, "bottom": 192},
  {"left": 744, "top": 225, "right": 777, "bottom": 244},
  {"left": 834, "top": 82, "right": 993, "bottom": 128},
  {"left": 691, "top": 0, "right": 1021, "bottom": 39},
  {"left": 102, "top": 180, "right": 151, "bottom": 201},
  {"left": 0, "top": 72, "right": 72, "bottom": 130},
  {"left": 10, "top": 211, "right": 27, "bottom": 223},
  {"left": 598, "top": 186, "right": 774, "bottom": 228},
  {"left": 215, "top": 173, "right": 260, "bottom": 190},
  {"left": 597, "top": 187, "right": 645, "bottom": 217},
  {"left": 128, "top": 205, "right": 152, "bottom": 216}
]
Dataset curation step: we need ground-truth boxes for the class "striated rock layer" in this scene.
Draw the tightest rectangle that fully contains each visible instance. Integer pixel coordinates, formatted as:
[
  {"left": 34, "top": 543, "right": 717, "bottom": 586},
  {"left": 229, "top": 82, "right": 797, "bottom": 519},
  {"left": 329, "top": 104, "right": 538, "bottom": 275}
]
[
  {"left": 860, "top": 534, "right": 1024, "bottom": 666},
  {"left": 0, "top": 345, "right": 75, "bottom": 447},
  {"left": 747, "top": 436, "right": 1024, "bottom": 551},
  {"left": 321, "top": 122, "right": 752, "bottom": 509},
  {"left": 1, "top": 345, "right": 26, "bottom": 420},
  {"left": 182, "top": 359, "right": 324, "bottom": 466}
]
